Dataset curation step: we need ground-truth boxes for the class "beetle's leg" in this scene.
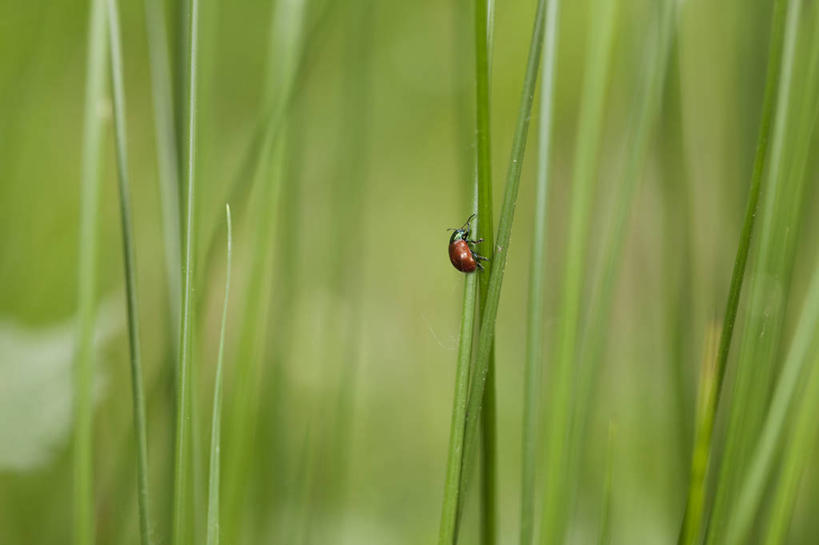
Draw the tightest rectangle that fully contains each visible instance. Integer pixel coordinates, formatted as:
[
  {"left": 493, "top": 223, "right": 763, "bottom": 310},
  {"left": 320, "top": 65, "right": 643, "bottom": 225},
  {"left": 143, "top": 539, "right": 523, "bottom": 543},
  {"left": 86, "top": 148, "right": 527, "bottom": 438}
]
[
  {"left": 476, "top": 260, "right": 485, "bottom": 271},
  {"left": 467, "top": 238, "right": 484, "bottom": 245}
]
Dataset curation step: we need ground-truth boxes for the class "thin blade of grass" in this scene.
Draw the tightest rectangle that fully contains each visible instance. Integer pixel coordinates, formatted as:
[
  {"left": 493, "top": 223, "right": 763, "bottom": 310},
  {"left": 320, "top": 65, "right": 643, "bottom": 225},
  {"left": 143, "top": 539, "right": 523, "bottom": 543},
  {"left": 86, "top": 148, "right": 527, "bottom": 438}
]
[
  {"left": 437, "top": 270, "right": 478, "bottom": 545},
  {"left": 73, "top": 0, "right": 108, "bottom": 543},
  {"left": 206, "top": 204, "right": 232, "bottom": 545},
  {"left": 458, "top": 0, "right": 549, "bottom": 541},
  {"left": 574, "top": 0, "right": 676, "bottom": 448},
  {"left": 540, "top": 0, "right": 617, "bottom": 542},
  {"left": 472, "top": 0, "right": 498, "bottom": 541},
  {"left": 106, "top": 0, "right": 152, "bottom": 542},
  {"left": 725, "top": 252, "right": 819, "bottom": 544},
  {"left": 520, "top": 0, "right": 560, "bottom": 543},
  {"left": 172, "top": 0, "right": 200, "bottom": 540},
  {"left": 762, "top": 349, "right": 819, "bottom": 545},
  {"left": 597, "top": 422, "right": 615, "bottom": 545},
  {"left": 708, "top": 0, "right": 789, "bottom": 404},
  {"left": 143, "top": 0, "right": 182, "bottom": 354},
  {"left": 718, "top": 5, "right": 819, "bottom": 543},
  {"left": 678, "top": 323, "right": 720, "bottom": 545},
  {"left": 706, "top": 0, "right": 803, "bottom": 540},
  {"left": 221, "top": 2, "right": 307, "bottom": 540}
]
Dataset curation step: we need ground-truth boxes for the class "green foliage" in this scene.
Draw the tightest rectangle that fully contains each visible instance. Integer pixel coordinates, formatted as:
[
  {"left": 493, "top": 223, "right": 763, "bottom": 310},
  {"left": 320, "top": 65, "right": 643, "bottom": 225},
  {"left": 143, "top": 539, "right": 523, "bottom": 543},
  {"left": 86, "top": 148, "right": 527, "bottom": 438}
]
[{"left": 3, "top": 0, "right": 819, "bottom": 544}]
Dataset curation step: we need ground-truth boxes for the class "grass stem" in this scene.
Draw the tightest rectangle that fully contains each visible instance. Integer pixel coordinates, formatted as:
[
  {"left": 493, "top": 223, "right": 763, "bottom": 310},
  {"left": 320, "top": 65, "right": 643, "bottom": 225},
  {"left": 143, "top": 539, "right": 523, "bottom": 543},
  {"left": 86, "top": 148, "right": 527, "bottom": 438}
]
[
  {"left": 206, "top": 204, "right": 232, "bottom": 545},
  {"left": 458, "top": 0, "right": 549, "bottom": 541},
  {"left": 437, "top": 272, "right": 478, "bottom": 545},
  {"left": 541, "top": 0, "right": 617, "bottom": 542},
  {"left": 73, "top": 0, "right": 108, "bottom": 543},
  {"left": 520, "top": 0, "right": 560, "bottom": 543},
  {"left": 473, "top": 0, "right": 498, "bottom": 541},
  {"left": 106, "top": 0, "right": 153, "bottom": 541},
  {"left": 172, "top": 0, "right": 200, "bottom": 540}
]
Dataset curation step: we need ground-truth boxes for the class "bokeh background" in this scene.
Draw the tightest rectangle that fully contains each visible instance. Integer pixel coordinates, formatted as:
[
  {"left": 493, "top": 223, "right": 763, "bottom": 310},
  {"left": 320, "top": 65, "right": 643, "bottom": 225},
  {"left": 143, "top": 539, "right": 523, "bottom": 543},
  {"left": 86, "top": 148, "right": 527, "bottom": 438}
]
[{"left": 1, "top": 0, "right": 818, "bottom": 543}]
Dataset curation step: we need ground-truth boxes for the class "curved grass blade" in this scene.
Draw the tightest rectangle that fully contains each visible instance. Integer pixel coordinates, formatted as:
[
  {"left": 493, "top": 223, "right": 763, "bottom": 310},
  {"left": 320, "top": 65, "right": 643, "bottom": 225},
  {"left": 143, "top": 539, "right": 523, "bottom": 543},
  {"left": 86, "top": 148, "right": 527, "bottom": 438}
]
[
  {"left": 706, "top": 1, "right": 802, "bottom": 540},
  {"left": 709, "top": 3, "right": 819, "bottom": 543},
  {"left": 106, "top": 0, "right": 152, "bottom": 541},
  {"left": 206, "top": 204, "right": 232, "bottom": 545},
  {"left": 725, "top": 249, "right": 819, "bottom": 544},
  {"left": 709, "top": 0, "right": 789, "bottom": 404},
  {"left": 762, "top": 350, "right": 819, "bottom": 545},
  {"left": 73, "top": 0, "right": 108, "bottom": 543}
]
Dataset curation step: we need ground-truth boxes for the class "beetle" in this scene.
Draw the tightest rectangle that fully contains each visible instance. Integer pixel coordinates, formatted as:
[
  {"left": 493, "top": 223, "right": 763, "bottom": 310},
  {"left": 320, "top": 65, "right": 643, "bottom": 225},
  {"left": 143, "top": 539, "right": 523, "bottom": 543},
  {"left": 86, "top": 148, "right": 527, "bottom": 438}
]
[{"left": 448, "top": 214, "right": 489, "bottom": 273}]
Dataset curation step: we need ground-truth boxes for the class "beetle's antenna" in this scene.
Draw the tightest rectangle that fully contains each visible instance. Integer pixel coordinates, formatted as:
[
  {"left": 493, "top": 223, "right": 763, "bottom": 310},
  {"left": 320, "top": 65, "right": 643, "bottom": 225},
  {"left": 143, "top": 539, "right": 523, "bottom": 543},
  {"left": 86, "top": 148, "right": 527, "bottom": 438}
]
[{"left": 463, "top": 213, "right": 477, "bottom": 229}]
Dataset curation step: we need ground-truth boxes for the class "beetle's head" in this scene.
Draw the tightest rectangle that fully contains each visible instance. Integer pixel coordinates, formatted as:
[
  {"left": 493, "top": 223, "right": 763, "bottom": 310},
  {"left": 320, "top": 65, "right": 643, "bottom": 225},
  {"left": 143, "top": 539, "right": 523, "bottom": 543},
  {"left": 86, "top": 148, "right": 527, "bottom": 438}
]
[{"left": 448, "top": 213, "right": 476, "bottom": 243}]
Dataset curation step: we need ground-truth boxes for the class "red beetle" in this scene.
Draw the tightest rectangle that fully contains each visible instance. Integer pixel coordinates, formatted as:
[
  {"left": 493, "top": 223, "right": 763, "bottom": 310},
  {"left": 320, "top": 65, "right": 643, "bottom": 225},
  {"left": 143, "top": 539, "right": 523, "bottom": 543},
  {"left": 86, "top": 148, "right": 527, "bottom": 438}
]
[{"left": 448, "top": 214, "right": 488, "bottom": 273}]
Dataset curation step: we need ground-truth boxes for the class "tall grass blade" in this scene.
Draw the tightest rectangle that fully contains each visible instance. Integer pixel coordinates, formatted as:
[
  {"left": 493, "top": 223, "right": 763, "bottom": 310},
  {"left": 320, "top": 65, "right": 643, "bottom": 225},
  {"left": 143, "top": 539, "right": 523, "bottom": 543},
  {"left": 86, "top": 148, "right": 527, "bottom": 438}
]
[
  {"left": 221, "top": 1, "right": 307, "bottom": 540},
  {"left": 458, "top": 0, "right": 549, "bottom": 540},
  {"left": 718, "top": 5, "right": 819, "bottom": 542},
  {"left": 205, "top": 204, "right": 232, "bottom": 545},
  {"left": 725, "top": 252, "right": 819, "bottom": 544},
  {"left": 597, "top": 423, "right": 615, "bottom": 545},
  {"left": 762, "top": 350, "right": 819, "bottom": 545},
  {"left": 143, "top": 0, "right": 182, "bottom": 352},
  {"left": 574, "top": 0, "right": 676, "bottom": 445},
  {"left": 172, "top": 0, "right": 200, "bottom": 539},
  {"left": 473, "top": 0, "right": 498, "bottom": 541},
  {"left": 706, "top": 0, "right": 803, "bottom": 540},
  {"left": 541, "top": 0, "right": 617, "bottom": 542},
  {"left": 106, "top": 0, "right": 152, "bottom": 542},
  {"left": 437, "top": 271, "right": 478, "bottom": 545},
  {"left": 707, "top": 0, "right": 789, "bottom": 434},
  {"left": 678, "top": 323, "right": 720, "bottom": 545},
  {"left": 520, "top": 0, "right": 560, "bottom": 543},
  {"left": 73, "top": 0, "right": 108, "bottom": 543}
]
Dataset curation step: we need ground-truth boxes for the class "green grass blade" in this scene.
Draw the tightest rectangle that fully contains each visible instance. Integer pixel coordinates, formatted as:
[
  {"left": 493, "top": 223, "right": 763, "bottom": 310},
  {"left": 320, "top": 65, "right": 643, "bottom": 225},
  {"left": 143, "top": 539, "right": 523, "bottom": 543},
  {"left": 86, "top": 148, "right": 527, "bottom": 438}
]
[
  {"left": 678, "top": 324, "right": 720, "bottom": 545},
  {"left": 206, "top": 204, "right": 232, "bottom": 545},
  {"left": 709, "top": 0, "right": 789, "bottom": 415},
  {"left": 172, "top": 0, "right": 200, "bottom": 540},
  {"left": 143, "top": 0, "right": 182, "bottom": 351},
  {"left": 473, "top": 0, "right": 498, "bottom": 541},
  {"left": 541, "top": 0, "right": 617, "bottom": 542},
  {"left": 762, "top": 350, "right": 819, "bottom": 545},
  {"left": 437, "top": 272, "right": 478, "bottom": 545},
  {"left": 458, "top": 0, "right": 549, "bottom": 540},
  {"left": 597, "top": 423, "right": 615, "bottom": 545},
  {"left": 574, "top": 0, "right": 676, "bottom": 434},
  {"left": 520, "top": 0, "right": 560, "bottom": 543},
  {"left": 725, "top": 254, "right": 819, "bottom": 544},
  {"left": 706, "top": 1, "right": 801, "bottom": 540},
  {"left": 567, "top": 6, "right": 677, "bottom": 535},
  {"left": 221, "top": 2, "right": 307, "bottom": 540},
  {"left": 718, "top": 5, "right": 819, "bottom": 543},
  {"left": 106, "top": 0, "right": 152, "bottom": 542},
  {"left": 73, "top": 0, "right": 108, "bottom": 543}
]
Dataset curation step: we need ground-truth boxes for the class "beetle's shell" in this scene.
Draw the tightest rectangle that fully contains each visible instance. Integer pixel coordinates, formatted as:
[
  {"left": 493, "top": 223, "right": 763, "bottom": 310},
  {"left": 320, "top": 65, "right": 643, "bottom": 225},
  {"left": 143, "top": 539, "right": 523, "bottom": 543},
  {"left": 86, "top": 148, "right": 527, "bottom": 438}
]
[{"left": 449, "top": 239, "right": 477, "bottom": 273}]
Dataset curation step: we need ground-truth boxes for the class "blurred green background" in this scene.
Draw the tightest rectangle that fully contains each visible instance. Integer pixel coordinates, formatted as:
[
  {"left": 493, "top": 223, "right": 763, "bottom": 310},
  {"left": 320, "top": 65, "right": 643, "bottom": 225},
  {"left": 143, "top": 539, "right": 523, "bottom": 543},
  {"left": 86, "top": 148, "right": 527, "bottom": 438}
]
[{"left": 1, "top": 0, "right": 818, "bottom": 543}]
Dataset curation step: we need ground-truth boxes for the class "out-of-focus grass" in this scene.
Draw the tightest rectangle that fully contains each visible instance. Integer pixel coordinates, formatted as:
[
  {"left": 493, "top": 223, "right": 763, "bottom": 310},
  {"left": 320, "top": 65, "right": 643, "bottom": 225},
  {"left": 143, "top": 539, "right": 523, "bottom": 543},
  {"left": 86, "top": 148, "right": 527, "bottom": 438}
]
[
  {"left": 73, "top": 0, "right": 107, "bottom": 543},
  {"left": 107, "top": 0, "right": 152, "bottom": 540},
  {"left": 2, "top": 0, "right": 819, "bottom": 544},
  {"left": 542, "top": 0, "right": 617, "bottom": 542}
]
